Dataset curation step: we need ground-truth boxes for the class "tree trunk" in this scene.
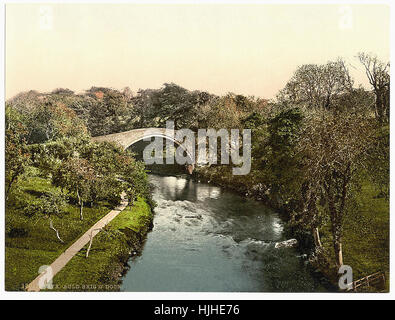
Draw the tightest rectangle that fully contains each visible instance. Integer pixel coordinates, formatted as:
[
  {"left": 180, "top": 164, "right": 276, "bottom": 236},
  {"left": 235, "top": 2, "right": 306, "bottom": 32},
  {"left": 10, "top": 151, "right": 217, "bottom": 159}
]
[
  {"left": 49, "top": 218, "right": 64, "bottom": 243},
  {"left": 6, "top": 173, "right": 18, "bottom": 201},
  {"left": 330, "top": 213, "right": 344, "bottom": 267},
  {"left": 313, "top": 227, "right": 322, "bottom": 247},
  {"left": 76, "top": 188, "right": 84, "bottom": 221},
  {"left": 326, "top": 182, "right": 344, "bottom": 267},
  {"left": 375, "top": 93, "right": 384, "bottom": 123},
  {"left": 333, "top": 237, "right": 343, "bottom": 267},
  {"left": 6, "top": 180, "right": 13, "bottom": 201},
  {"left": 86, "top": 228, "right": 101, "bottom": 258},
  {"left": 333, "top": 169, "right": 349, "bottom": 267},
  {"left": 80, "top": 201, "right": 84, "bottom": 221}
]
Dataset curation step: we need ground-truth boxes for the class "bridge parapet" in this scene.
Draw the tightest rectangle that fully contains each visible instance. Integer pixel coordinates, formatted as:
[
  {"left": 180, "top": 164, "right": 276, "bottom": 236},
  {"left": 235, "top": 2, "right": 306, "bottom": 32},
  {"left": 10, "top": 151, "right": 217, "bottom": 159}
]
[
  {"left": 92, "top": 128, "right": 169, "bottom": 149},
  {"left": 91, "top": 128, "right": 195, "bottom": 173}
]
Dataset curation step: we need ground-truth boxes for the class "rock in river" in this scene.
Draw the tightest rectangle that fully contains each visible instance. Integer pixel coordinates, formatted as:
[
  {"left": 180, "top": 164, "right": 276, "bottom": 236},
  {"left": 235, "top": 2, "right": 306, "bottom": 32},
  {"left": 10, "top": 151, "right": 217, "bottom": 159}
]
[{"left": 275, "top": 238, "right": 298, "bottom": 249}]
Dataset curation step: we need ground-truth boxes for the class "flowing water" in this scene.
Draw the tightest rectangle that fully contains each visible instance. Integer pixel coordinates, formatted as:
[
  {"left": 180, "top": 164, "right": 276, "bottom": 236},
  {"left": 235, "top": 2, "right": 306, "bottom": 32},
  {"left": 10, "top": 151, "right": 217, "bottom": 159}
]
[{"left": 121, "top": 174, "right": 332, "bottom": 292}]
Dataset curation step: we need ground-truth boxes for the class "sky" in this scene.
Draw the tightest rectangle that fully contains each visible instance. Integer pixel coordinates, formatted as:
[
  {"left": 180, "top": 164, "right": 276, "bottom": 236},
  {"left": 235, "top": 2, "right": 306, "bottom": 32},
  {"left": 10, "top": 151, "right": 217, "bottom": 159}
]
[{"left": 5, "top": 3, "right": 390, "bottom": 100}]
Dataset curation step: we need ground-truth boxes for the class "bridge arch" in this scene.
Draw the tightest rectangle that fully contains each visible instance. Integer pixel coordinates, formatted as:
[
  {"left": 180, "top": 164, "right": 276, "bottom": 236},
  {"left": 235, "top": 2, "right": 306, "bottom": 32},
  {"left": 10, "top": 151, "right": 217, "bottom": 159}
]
[{"left": 92, "top": 128, "right": 195, "bottom": 174}]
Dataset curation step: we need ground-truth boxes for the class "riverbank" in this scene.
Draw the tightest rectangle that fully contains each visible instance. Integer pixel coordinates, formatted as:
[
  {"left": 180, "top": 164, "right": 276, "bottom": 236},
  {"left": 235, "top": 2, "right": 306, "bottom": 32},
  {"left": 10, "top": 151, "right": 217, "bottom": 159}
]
[
  {"left": 5, "top": 168, "right": 153, "bottom": 291},
  {"left": 49, "top": 197, "right": 153, "bottom": 291},
  {"left": 194, "top": 165, "right": 389, "bottom": 291}
]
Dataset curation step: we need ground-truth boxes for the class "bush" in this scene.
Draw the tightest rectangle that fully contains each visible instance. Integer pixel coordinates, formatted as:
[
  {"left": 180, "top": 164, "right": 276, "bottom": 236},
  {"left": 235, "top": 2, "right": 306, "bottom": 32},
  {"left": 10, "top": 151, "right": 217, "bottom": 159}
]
[
  {"left": 25, "top": 191, "right": 67, "bottom": 218},
  {"left": 283, "top": 222, "right": 315, "bottom": 253}
]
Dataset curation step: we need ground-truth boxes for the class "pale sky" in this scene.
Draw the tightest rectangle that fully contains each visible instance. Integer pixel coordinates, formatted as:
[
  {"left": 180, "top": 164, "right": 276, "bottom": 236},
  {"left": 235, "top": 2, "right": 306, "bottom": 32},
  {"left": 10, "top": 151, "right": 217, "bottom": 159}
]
[{"left": 6, "top": 3, "right": 390, "bottom": 100}]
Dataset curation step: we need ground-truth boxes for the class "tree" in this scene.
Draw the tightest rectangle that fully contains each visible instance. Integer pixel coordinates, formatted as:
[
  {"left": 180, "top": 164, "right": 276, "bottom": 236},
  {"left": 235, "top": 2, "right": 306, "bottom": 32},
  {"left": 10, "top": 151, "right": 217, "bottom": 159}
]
[
  {"left": 130, "top": 83, "right": 215, "bottom": 130},
  {"left": 119, "top": 155, "right": 151, "bottom": 206},
  {"left": 26, "top": 192, "right": 67, "bottom": 243},
  {"left": 85, "top": 141, "right": 152, "bottom": 206},
  {"left": 51, "top": 88, "right": 74, "bottom": 95},
  {"left": 264, "top": 108, "right": 305, "bottom": 206},
  {"left": 5, "top": 106, "right": 31, "bottom": 200},
  {"left": 52, "top": 157, "right": 96, "bottom": 220},
  {"left": 242, "top": 112, "right": 267, "bottom": 163},
  {"left": 49, "top": 138, "right": 153, "bottom": 217},
  {"left": 331, "top": 86, "right": 375, "bottom": 115},
  {"left": 85, "top": 87, "right": 129, "bottom": 136},
  {"left": 199, "top": 94, "right": 244, "bottom": 130},
  {"left": 358, "top": 52, "right": 390, "bottom": 123},
  {"left": 278, "top": 59, "right": 353, "bottom": 110},
  {"left": 80, "top": 141, "right": 125, "bottom": 205},
  {"left": 297, "top": 110, "right": 374, "bottom": 266},
  {"left": 12, "top": 100, "right": 88, "bottom": 144},
  {"left": 6, "top": 90, "right": 43, "bottom": 114},
  {"left": 122, "top": 86, "right": 133, "bottom": 101},
  {"left": 29, "top": 136, "right": 90, "bottom": 176}
]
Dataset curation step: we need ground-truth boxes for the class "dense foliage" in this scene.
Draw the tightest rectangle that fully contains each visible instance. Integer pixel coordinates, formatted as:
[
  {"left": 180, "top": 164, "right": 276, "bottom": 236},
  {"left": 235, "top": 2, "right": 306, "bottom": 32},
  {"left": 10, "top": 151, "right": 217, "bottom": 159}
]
[{"left": 5, "top": 99, "right": 153, "bottom": 245}]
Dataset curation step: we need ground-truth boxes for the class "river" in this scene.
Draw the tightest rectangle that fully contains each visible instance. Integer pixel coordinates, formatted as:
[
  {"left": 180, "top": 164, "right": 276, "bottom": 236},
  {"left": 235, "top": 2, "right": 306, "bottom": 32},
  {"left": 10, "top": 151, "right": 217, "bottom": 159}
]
[{"left": 121, "top": 173, "right": 332, "bottom": 292}]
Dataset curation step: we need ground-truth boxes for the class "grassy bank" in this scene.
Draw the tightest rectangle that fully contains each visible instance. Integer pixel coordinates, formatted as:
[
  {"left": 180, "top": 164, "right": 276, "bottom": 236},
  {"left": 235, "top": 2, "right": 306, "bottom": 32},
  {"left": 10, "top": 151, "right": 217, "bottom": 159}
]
[
  {"left": 5, "top": 168, "right": 153, "bottom": 291},
  {"left": 50, "top": 197, "right": 153, "bottom": 291}
]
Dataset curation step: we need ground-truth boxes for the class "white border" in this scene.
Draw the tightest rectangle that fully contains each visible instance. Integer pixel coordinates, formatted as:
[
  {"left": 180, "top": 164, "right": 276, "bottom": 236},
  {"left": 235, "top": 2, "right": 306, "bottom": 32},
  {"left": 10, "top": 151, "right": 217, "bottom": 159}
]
[{"left": 0, "top": 0, "right": 393, "bottom": 300}]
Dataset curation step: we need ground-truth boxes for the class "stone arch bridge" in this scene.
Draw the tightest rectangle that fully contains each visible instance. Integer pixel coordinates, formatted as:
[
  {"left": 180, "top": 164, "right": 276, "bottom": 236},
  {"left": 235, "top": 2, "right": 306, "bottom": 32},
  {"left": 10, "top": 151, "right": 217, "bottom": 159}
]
[{"left": 92, "top": 128, "right": 195, "bottom": 174}]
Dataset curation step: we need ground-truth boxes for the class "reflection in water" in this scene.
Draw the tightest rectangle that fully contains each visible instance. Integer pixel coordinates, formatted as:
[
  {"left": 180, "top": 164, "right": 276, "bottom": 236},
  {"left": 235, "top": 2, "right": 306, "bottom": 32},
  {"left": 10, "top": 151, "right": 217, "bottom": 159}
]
[{"left": 121, "top": 174, "right": 331, "bottom": 292}]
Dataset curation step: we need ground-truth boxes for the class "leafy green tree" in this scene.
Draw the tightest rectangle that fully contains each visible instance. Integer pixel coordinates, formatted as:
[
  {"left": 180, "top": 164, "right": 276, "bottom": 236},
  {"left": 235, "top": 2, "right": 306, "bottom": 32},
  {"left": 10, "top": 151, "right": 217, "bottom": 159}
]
[
  {"left": 29, "top": 136, "right": 91, "bottom": 178},
  {"left": 26, "top": 191, "right": 67, "bottom": 243},
  {"left": 199, "top": 94, "right": 242, "bottom": 130},
  {"left": 52, "top": 157, "right": 96, "bottom": 220},
  {"left": 85, "top": 87, "right": 129, "bottom": 136},
  {"left": 5, "top": 106, "right": 31, "bottom": 200},
  {"left": 130, "top": 83, "right": 214, "bottom": 130},
  {"left": 263, "top": 108, "right": 304, "bottom": 205},
  {"left": 80, "top": 141, "right": 125, "bottom": 205},
  {"left": 82, "top": 141, "right": 153, "bottom": 207},
  {"left": 48, "top": 138, "right": 153, "bottom": 217},
  {"left": 120, "top": 155, "right": 151, "bottom": 206},
  {"left": 6, "top": 90, "right": 43, "bottom": 113},
  {"left": 44, "top": 102, "right": 86, "bottom": 143},
  {"left": 242, "top": 112, "right": 267, "bottom": 169},
  {"left": 8, "top": 99, "right": 88, "bottom": 144}
]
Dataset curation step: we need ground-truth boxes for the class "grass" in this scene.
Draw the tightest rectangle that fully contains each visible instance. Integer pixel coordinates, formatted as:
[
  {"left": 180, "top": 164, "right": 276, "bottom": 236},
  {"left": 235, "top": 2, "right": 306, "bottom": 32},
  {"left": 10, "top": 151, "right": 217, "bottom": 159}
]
[
  {"left": 5, "top": 248, "right": 60, "bottom": 291},
  {"left": 5, "top": 167, "right": 123, "bottom": 291},
  {"left": 109, "top": 197, "right": 152, "bottom": 232}
]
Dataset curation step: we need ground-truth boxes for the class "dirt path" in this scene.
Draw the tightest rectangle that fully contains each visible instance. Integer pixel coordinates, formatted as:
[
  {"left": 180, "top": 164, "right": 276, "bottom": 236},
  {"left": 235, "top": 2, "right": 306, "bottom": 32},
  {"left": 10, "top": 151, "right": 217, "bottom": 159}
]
[{"left": 26, "top": 198, "right": 129, "bottom": 292}]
